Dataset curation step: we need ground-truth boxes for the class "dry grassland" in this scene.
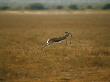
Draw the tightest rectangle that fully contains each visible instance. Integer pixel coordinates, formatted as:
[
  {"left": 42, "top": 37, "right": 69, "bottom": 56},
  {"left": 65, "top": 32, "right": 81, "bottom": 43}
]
[{"left": 0, "top": 11, "right": 110, "bottom": 82}]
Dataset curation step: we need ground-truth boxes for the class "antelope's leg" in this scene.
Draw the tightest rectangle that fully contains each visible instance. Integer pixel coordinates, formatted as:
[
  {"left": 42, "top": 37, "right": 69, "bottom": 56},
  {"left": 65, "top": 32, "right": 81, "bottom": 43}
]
[
  {"left": 42, "top": 43, "right": 49, "bottom": 48},
  {"left": 65, "top": 39, "right": 68, "bottom": 45},
  {"left": 69, "top": 38, "right": 72, "bottom": 44}
]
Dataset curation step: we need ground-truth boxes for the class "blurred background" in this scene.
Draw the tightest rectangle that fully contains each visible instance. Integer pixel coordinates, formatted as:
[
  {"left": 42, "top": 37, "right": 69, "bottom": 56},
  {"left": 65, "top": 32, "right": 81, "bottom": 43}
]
[
  {"left": 0, "top": 0, "right": 110, "bottom": 11},
  {"left": 0, "top": 0, "right": 110, "bottom": 82}
]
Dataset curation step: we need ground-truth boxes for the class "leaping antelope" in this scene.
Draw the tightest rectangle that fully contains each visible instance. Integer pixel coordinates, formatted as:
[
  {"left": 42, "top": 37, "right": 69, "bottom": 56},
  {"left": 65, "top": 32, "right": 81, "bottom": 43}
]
[{"left": 42, "top": 32, "right": 72, "bottom": 48}]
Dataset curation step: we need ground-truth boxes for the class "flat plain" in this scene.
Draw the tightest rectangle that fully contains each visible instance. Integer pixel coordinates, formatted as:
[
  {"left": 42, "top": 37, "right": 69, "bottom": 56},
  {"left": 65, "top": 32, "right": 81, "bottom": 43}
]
[{"left": 0, "top": 11, "right": 110, "bottom": 82}]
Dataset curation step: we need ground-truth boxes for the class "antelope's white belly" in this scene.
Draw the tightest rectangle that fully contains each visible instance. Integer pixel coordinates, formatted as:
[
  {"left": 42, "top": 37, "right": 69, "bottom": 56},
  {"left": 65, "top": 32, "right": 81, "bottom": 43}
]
[{"left": 47, "top": 39, "right": 64, "bottom": 44}]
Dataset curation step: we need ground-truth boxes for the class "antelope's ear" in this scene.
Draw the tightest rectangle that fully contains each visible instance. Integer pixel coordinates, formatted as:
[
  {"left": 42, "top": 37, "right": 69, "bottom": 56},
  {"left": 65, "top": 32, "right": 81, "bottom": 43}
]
[{"left": 65, "top": 32, "right": 68, "bottom": 34}]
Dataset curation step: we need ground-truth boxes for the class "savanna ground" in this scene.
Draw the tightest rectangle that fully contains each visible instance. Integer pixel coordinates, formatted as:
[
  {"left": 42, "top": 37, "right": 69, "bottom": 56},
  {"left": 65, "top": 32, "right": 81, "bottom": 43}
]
[{"left": 0, "top": 11, "right": 110, "bottom": 82}]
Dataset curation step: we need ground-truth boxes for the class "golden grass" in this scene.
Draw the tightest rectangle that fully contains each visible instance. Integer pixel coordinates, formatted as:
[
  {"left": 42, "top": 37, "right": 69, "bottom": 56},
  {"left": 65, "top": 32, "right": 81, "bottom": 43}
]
[{"left": 0, "top": 11, "right": 110, "bottom": 82}]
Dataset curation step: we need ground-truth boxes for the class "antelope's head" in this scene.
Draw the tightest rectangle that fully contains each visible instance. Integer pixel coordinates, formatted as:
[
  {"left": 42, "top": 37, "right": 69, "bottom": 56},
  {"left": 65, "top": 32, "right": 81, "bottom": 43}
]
[{"left": 65, "top": 32, "right": 72, "bottom": 37}]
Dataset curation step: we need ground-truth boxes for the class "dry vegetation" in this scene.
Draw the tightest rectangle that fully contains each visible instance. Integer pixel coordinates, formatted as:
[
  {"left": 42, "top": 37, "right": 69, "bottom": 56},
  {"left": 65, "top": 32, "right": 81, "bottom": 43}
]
[{"left": 0, "top": 11, "right": 110, "bottom": 82}]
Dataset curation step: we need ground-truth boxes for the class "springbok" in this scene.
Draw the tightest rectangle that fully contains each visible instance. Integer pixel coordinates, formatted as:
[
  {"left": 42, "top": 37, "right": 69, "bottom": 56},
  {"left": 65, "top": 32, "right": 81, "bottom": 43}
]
[{"left": 42, "top": 32, "right": 72, "bottom": 48}]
